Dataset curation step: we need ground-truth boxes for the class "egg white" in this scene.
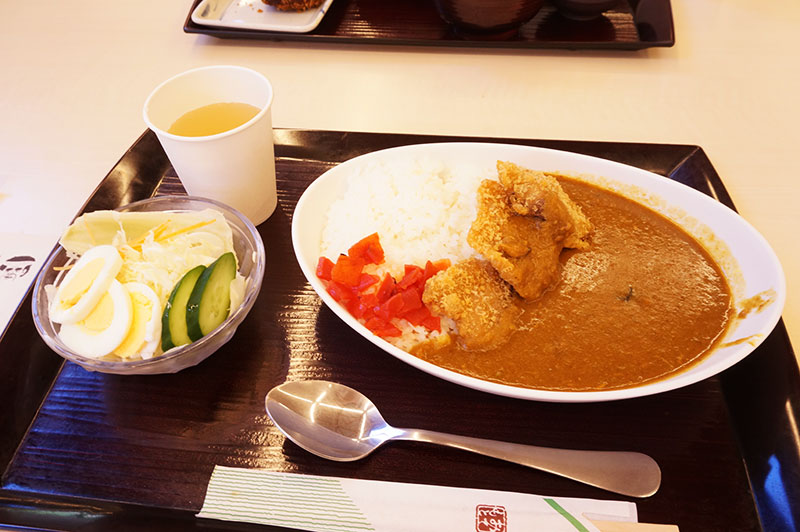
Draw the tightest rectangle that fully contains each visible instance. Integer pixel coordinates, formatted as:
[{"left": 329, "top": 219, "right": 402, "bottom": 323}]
[
  {"left": 50, "top": 245, "right": 122, "bottom": 325},
  {"left": 59, "top": 279, "right": 133, "bottom": 359}
]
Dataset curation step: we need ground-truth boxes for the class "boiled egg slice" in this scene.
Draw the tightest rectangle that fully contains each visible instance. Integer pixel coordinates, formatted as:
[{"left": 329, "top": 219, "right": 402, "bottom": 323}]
[
  {"left": 112, "top": 282, "right": 162, "bottom": 360},
  {"left": 59, "top": 279, "right": 133, "bottom": 358},
  {"left": 50, "top": 245, "right": 123, "bottom": 325}
]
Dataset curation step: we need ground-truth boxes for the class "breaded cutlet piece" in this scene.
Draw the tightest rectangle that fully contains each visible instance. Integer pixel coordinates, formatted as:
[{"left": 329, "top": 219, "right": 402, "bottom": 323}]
[
  {"left": 468, "top": 179, "right": 570, "bottom": 300},
  {"left": 262, "top": 0, "right": 324, "bottom": 11},
  {"left": 497, "top": 160, "right": 592, "bottom": 250},
  {"left": 422, "top": 258, "right": 521, "bottom": 351}
]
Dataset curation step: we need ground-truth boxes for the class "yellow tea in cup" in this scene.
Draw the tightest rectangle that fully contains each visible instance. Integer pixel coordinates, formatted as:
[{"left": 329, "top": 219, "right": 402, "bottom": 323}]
[
  {"left": 144, "top": 65, "right": 276, "bottom": 225},
  {"left": 167, "top": 102, "right": 260, "bottom": 137}
]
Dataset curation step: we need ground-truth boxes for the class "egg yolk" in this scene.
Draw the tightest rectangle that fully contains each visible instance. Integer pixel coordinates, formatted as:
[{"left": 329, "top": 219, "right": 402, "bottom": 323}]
[
  {"left": 75, "top": 291, "right": 115, "bottom": 332},
  {"left": 113, "top": 290, "right": 154, "bottom": 358},
  {"left": 58, "top": 258, "right": 105, "bottom": 309}
]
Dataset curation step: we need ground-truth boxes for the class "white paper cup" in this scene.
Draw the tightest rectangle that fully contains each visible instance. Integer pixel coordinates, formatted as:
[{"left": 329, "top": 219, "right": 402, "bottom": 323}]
[{"left": 143, "top": 65, "right": 276, "bottom": 225}]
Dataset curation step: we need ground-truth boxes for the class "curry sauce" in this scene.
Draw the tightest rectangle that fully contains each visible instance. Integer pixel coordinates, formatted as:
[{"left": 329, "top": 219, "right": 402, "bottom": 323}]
[{"left": 412, "top": 177, "right": 733, "bottom": 391}]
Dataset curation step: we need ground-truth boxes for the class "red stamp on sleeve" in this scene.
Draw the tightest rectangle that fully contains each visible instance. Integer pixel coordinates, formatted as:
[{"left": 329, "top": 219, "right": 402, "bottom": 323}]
[{"left": 475, "top": 504, "right": 507, "bottom": 532}]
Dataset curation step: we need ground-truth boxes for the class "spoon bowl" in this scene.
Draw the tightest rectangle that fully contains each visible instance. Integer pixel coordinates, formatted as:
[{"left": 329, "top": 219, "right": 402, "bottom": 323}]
[
  {"left": 265, "top": 379, "right": 396, "bottom": 461},
  {"left": 265, "top": 380, "right": 662, "bottom": 498}
]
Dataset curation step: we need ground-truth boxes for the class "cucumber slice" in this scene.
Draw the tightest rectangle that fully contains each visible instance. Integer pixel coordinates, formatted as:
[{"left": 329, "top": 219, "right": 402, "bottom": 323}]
[
  {"left": 161, "top": 265, "right": 206, "bottom": 351},
  {"left": 186, "top": 252, "right": 237, "bottom": 342}
]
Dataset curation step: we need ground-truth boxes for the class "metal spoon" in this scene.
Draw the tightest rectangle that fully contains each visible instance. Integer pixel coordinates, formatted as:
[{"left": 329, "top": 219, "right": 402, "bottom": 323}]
[{"left": 265, "top": 380, "right": 661, "bottom": 498}]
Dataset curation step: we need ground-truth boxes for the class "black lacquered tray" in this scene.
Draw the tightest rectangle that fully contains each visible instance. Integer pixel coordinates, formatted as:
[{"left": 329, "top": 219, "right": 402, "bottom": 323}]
[
  {"left": 183, "top": 0, "right": 675, "bottom": 50},
  {"left": 0, "top": 130, "right": 798, "bottom": 531}
]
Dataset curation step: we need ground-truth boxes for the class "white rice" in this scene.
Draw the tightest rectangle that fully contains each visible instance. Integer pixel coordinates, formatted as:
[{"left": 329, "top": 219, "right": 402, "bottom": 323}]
[
  {"left": 321, "top": 157, "right": 493, "bottom": 273},
  {"left": 320, "top": 156, "right": 497, "bottom": 350}
]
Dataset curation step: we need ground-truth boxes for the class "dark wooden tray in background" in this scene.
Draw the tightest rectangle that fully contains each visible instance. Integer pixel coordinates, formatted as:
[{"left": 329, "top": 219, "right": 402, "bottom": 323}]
[
  {"left": 184, "top": 0, "right": 675, "bottom": 50},
  {"left": 1, "top": 130, "right": 798, "bottom": 531}
]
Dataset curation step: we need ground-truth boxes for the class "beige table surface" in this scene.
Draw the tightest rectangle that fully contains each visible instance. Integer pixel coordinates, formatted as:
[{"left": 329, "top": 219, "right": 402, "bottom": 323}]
[{"left": 0, "top": 0, "right": 797, "bottom": 370}]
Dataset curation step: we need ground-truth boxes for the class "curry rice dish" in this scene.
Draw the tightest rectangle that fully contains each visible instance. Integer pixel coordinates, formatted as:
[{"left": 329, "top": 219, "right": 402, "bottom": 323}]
[{"left": 325, "top": 160, "right": 733, "bottom": 392}]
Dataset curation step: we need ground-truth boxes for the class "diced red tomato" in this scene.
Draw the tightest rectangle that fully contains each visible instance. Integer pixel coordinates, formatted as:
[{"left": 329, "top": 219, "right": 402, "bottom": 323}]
[
  {"left": 346, "top": 297, "right": 363, "bottom": 317},
  {"left": 364, "top": 317, "right": 382, "bottom": 332},
  {"left": 402, "top": 306, "right": 432, "bottom": 326},
  {"left": 356, "top": 273, "right": 380, "bottom": 292},
  {"left": 376, "top": 293, "right": 404, "bottom": 321},
  {"left": 327, "top": 280, "right": 354, "bottom": 303},
  {"left": 331, "top": 254, "right": 365, "bottom": 287},
  {"left": 316, "top": 256, "right": 334, "bottom": 280},
  {"left": 423, "top": 260, "right": 435, "bottom": 279},
  {"left": 423, "top": 259, "right": 451, "bottom": 281},
  {"left": 398, "top": 286, "right": 422, "bottom": 315},
  {"left": 362, "top": 305, "right": 376, "bottom": 321},
  {"left": 366, "top": 245, "right": 384, "bottom": 264},
  {"left": 397, "top": 266, "right": 424, "bottom": 291},
  {"left": 347, "top": 297, "right": 374, "bottom": 320},
  {"left": 348, "top": 233, "right": 385, "bottom": 265},
  {"left": 318, "top": 233, "right": 445, "bottom": 338},
  {"left": 422, "top": 315, "right": 441, "bottom": 332},
  {"left": 364, "top": 317, "right": 402, "bottom": 338},
  {"left": 375, "top": 273, "right": 395, "bottom": 303},
  {"left": 380, "top": 326, "right": 402, "bottom": 338},
  {"left": 360, "top": 292, "right": 379, "bottom": 310},
  {"left": 364, "top": 317, "right": 384, "bottom": 332}
]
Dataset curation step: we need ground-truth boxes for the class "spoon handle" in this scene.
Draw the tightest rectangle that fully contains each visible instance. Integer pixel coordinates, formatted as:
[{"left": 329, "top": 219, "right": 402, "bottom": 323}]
[{"left": 395, "top": 428, "right": 661, "bottom": 498}]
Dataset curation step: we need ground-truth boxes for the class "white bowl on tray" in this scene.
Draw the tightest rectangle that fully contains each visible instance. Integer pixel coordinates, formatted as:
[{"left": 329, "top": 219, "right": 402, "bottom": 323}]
[{"left": 291, "top": 143, "right": 785, "bottom": 402}]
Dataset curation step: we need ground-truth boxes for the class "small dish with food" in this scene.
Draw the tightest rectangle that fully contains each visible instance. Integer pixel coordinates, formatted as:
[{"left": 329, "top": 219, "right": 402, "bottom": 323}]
[
  {"left": 292, "top": 143, "right": 785, "bottom": 402},
  {"left": 191, "top": 0, "right": 336, "bottom": 34},
  {"left": 32, "top": 195, "right": 265, "bottom": 375}
]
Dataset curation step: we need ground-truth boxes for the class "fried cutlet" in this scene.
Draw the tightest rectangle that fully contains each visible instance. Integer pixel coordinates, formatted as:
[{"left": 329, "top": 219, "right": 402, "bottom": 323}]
[
  {"left": 468, "top": 180, "right": 568, "bottom": 300},
  {"left": 497, "top": 160, "right": 592, "bottom": 250},
  {"left": 467, "top": 161, "right": 593, "bottom": 300},
  {"left": 422, "top": 258, "right": 521, "bottom": 351},
  {"left": 262, "top": 0, "right": 324, "bottom": 11}
]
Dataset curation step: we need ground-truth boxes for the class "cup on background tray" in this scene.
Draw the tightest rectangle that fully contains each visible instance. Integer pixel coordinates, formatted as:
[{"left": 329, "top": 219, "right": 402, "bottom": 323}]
[{"left": 143, "top": 65, "right": 277, "bottom": 226}]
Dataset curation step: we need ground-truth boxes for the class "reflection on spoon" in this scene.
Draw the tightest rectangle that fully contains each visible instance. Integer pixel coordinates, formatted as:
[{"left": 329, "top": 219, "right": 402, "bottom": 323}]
[{"left": 265, "top": 380, "right": 661, "bottom": 498}]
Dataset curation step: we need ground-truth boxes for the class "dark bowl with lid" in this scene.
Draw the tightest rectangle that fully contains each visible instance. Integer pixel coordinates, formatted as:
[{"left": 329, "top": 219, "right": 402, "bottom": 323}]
[{"left": 434, "top": 0, "right": 545, "bottom": 36}]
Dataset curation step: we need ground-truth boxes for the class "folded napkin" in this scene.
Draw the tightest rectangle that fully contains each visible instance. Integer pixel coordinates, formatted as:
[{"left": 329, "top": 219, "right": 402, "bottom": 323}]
[{"left": 198, "top": 466, "right": 640, "bottom": 532}]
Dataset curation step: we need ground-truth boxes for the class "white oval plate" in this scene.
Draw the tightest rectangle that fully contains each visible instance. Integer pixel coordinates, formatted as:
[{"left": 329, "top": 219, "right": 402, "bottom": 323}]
[{"left": 291, "top": 143, "right": 786, "bottom": 402}]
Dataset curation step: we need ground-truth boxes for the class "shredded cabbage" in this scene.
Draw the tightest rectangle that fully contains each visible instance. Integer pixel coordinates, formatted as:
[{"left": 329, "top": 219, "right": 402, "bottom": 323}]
[{"left": 65, "top": 209, "right": 243, "bottom": 313}]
